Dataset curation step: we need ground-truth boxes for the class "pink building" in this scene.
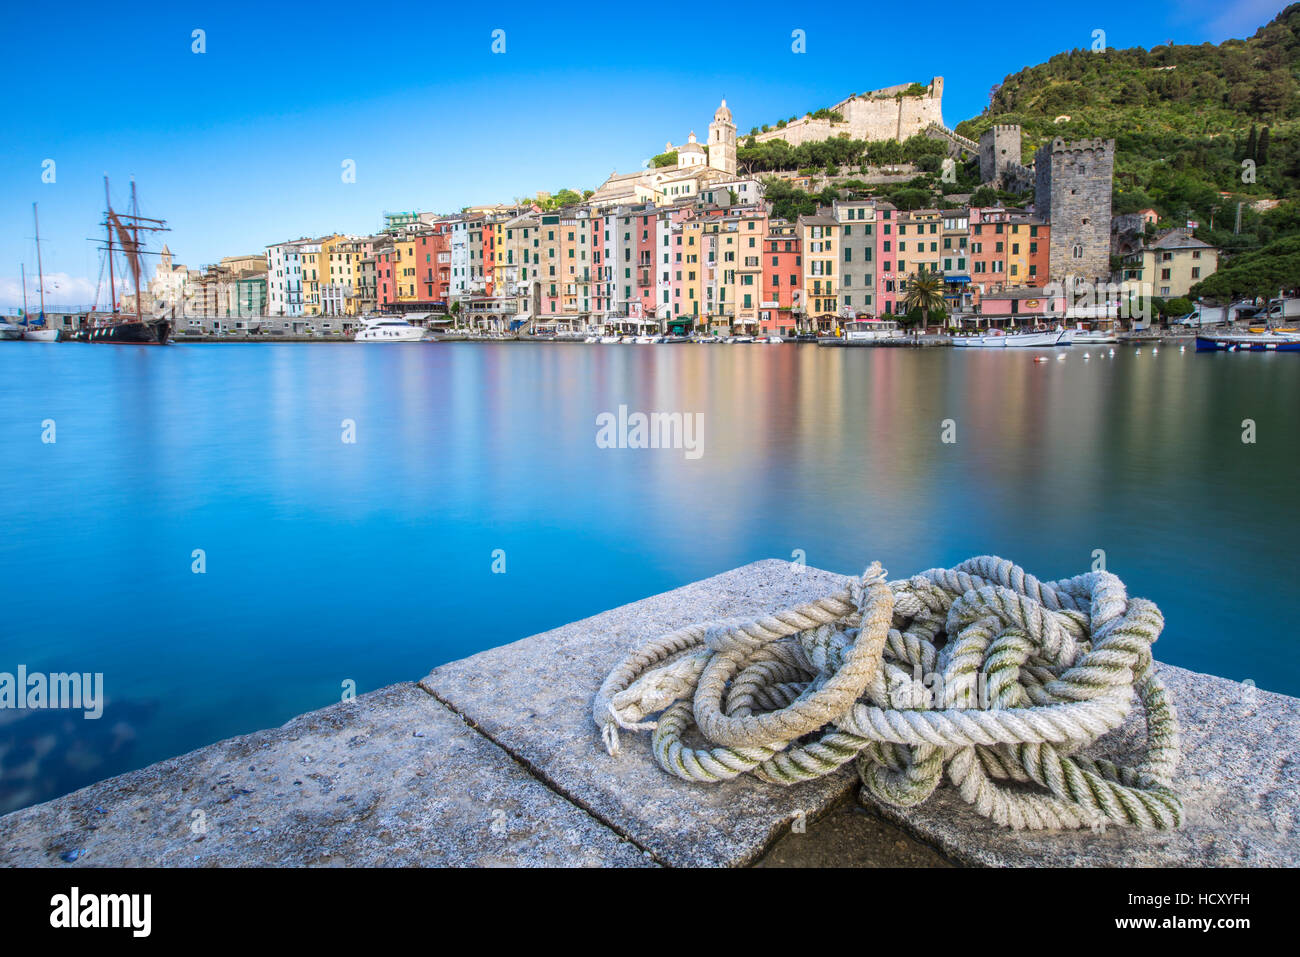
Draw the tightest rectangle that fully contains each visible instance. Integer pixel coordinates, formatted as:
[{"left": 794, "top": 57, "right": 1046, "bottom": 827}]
[{"left": 874, "top": 202, "right": 900, "bottom": 316}]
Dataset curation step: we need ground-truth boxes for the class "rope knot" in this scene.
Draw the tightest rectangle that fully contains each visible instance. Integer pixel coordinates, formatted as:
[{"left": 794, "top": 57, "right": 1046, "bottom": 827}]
[{"left": 594, "top": 556, "right": 1183, "bottom": 831}]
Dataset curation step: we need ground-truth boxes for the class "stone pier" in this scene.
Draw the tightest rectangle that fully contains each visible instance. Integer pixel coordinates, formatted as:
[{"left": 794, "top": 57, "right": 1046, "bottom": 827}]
[{"left": 1, "top": 561, "right": 1296, "bottom": 867}]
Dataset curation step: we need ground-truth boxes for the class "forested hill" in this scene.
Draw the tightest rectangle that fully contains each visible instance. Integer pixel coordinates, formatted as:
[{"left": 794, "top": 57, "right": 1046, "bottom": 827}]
[
  {"left": 954, "top": 5, "right": 1300, "bottom": 300},
  {"left": 956, "top": 5, "right": 1298, "bottom": 142}
]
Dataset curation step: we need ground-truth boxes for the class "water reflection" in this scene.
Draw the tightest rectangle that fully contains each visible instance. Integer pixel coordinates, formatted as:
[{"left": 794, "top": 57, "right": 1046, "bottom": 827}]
[{"left": 0, "top": 341, "right": 1294, "bottom": 812}]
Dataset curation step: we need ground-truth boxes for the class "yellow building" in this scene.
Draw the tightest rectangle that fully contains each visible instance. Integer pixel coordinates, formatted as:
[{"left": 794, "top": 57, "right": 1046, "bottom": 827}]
[
  {"left": 702, "top": 210, "right": 766, "bottom": 334},
  {"left": 1123, "top": 229, "right": 1219, "bottom": 298},
  {"left": 394, "top": 235, "right": 418, "bottom": 303},
  {"left": 799, "top": 213, "right": 839, "bottom": 328},
  {"left": 298, "top": 235, "right": 342, "bottom": 315}
]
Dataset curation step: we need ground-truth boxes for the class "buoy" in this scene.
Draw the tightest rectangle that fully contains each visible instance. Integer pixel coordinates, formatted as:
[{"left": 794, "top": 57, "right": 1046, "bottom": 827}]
[
  {"left": 1152, "top": 347, "right": 1159, "bottom": 355},
  {"left": 1056, "top": 353, "right": 1066, "bottom": 361},
  {"left": 1180, "top": 345, "right": 1186, "bottom": 353},
  {"left": 1084, "top": 352, "right": 1091, "bottom": 359}
]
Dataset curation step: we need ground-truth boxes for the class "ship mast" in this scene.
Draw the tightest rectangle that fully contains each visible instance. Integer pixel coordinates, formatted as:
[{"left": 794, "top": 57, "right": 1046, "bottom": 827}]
[
  {"left": 20, "top": 263, "right": 28, "bottom": 321},
  {"left": 102, "top": 176, "right": 168, "bottom": 322},
  {"left": 130, "top": 179, "right": 142, "bottom": 320},
  {"left": 105, "top": 177, "right": 116, "bottom": 316},
  {"left": 33, "top": 203, "right": 45, "bottom": 318}
]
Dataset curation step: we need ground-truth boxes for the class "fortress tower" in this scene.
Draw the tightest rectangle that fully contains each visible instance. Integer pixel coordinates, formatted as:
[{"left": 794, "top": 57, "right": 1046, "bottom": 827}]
[
  {"left": 979, "top": 124, "right": 1022, "bottom": 185},
  {"left": 707, "top": 99, "right": 737, "bottom": 176},
  {"left": 1034, "top": 137, "right": 1116, "bottom": 283}
]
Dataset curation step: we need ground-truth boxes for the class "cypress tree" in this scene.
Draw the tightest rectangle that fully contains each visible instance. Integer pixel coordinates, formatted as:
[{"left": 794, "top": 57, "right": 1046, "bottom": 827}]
[{"left": 1257, "top": 126, "right": 1270, "bottom": 166}]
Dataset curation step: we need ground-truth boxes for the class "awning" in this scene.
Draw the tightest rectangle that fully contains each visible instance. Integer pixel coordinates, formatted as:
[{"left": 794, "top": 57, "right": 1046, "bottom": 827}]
[{"left": 944, "top": 275, "right": 971, "bottom": 283}]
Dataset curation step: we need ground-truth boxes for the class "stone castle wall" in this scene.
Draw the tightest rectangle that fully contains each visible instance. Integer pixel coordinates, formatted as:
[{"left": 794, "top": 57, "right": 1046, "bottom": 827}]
[{"left": 752, "top": 78, "right": 945, "bottom": 147}]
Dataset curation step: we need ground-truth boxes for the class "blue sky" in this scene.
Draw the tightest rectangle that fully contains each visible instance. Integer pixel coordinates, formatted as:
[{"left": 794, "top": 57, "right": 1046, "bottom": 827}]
[{"left": 0, "top": 0, "right": 1288, "bottom": 308}]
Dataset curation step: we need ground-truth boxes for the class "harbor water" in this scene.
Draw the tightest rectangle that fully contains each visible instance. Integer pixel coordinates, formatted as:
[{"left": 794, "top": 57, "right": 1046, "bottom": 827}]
[{"left": 0, "top": 340, "right": 1295, "bottom": 812}]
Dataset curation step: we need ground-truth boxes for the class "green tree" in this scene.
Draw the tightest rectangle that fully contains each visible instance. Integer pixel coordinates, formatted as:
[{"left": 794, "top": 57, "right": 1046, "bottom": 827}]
[{"left": 902, "top": 270, "right": 947, "bottom": 329}]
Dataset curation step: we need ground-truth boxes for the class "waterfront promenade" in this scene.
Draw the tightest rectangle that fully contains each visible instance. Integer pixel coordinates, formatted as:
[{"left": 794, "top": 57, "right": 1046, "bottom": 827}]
[{"left": 1, "top": 560, "right": 1295, "bottom": 868}]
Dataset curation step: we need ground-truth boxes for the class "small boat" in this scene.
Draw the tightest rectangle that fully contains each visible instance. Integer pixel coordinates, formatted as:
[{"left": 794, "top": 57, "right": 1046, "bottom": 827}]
[
  {"left": 0, "top": 320, "right": 23, "bottom": 340},
  {"left": 843, "top": 319, "right": 904, "bottom": 343},
  {"left": 729, "top": 335, "right": 755, "bottom": 344},
  {"left": 599, "top": 335, "right": 622, "bottom": 344},
  {"left": 15, "top": 212, "right": 60, "bottom": 341},
  {"left": 1072, "top": 330, "right": 1119, "bottom": 345},
  {"left": 659, "top": 335, "right": 691, "bottom": 344},
  {"left": 758, "top": 335, "right": 784, "bottom": 344},
  {"left": 354, "top": 316, "right": 428, "bottom": 342},
  {"left": 1196, "top": 333, "right": 1300, "bottom": 353},
  {"left": 583, "top": 336, "right": 599, "bottom": 343},
  {"left": 953, "top": 327, "right": 1071, "bottom": 348}
]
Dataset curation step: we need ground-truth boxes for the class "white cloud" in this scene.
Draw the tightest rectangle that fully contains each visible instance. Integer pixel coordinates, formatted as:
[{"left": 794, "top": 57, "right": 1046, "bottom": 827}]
[{"left": 0, "top": 273, "right": 127, "bottom": 311}]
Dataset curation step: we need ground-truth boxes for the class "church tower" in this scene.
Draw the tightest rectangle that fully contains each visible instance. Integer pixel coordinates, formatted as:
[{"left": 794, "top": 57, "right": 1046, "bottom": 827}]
[{"left": 707, "top": 99, "right": 736, "bottom": 176}]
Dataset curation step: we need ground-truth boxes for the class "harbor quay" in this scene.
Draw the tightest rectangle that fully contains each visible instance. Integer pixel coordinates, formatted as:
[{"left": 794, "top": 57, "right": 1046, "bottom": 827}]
[{"left": 0, "top": 561, "right": 1295, "bottom": 868}]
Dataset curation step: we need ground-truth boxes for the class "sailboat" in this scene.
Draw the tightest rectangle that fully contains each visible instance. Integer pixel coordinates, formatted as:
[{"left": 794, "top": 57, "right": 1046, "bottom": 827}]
[
  {"left": 71, "top": 177, "right": 171, "bottom": 344},
  {"left": 20, "top": 205, "right": 60, "bottom": 341}
]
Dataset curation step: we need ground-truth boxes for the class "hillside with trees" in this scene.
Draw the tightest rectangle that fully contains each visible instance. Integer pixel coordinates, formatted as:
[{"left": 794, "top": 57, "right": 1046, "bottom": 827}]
[{"left": 955, "top": 4, "right": 1300, "bottom": 300}]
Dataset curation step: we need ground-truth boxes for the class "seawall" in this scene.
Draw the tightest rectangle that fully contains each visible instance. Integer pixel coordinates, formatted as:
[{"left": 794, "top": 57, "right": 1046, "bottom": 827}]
[{"left": 1, "top": 561, "right": 1295, "bottom": 867}]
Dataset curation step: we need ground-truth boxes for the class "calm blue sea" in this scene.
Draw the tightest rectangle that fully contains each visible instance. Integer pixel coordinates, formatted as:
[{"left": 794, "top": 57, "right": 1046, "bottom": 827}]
[{"left": 0, "top": 340, "right": 1295, "bottom": 811}]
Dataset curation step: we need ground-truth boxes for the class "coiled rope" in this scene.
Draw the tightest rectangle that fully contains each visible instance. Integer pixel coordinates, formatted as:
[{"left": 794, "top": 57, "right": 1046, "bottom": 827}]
[{"left": 594, "top": 557, "right": 1182, "bottom": 831}]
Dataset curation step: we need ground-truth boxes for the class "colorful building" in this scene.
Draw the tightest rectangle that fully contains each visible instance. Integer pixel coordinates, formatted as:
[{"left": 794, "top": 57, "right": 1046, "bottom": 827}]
[
  {"left": 799, "top": 212, "right": 839, "bottom": 331},
  {"left": 760, "top": 221, "right": 802, "bottom": 335}
]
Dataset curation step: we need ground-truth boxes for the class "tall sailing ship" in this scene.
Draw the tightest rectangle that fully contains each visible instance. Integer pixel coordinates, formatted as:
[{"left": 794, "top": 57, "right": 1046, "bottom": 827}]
[{"left": 71, "top": 177, "right": 172, "bottom": 344}]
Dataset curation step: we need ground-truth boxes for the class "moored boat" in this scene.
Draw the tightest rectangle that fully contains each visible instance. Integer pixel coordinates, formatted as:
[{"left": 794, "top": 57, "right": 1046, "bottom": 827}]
[
  {"left": 842, "top": 319, "right": 905, "bottom": 343},
  {"left": 1195, "top": 333, "right": 1300, "bottom": 352},
  {"left": 953, "top": 327, "right": 1071, "bottom": 348},
  {"left": 354, "top": 315, "right": 427, "bottom": 342},
  {"left": 73, "top": 178, "right": 173, "bottom": 345}
]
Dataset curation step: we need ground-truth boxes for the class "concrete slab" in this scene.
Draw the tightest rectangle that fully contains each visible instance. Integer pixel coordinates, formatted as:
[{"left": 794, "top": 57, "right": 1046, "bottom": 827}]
[
  {"left": 0, "top": 683, "right": 650, "bottom": 868},
  {"left": 863, "top": 664, "right": 1300, "bottom": 867},
  {"left": 421, "top": 559, "right": 863, "bottom": 867}
]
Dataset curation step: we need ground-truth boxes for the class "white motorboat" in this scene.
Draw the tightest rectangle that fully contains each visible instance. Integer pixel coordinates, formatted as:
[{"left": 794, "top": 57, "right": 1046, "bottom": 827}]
[
  {"left": 0, "top": 320, "right": 23, "bottom": 340},
  {"left": 843, "top": 319, "right": 905, "bottom": 343},
  {"left": 354, "top": 316, "right": 428, "bottom": 342},
  {"left": 584, "top": 336, "right": 599, "bottom": 343},
  {"left": 599, "top": 335, "right": 622, "bottom": 344},
  {"left": 953, "top": 327, "right": 1071, "bottom": 348},
  {"left": 758, "top": 335, "right": 784, "bottom": 344},
  {"left": 22, "top": 326, "right": 60, "bottom": 341}
]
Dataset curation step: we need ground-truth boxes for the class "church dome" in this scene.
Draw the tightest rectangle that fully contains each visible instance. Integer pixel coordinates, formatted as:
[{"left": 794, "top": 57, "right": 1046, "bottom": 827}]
[{"left": 713, "top": 99, "right": 733, "bottom": 123}]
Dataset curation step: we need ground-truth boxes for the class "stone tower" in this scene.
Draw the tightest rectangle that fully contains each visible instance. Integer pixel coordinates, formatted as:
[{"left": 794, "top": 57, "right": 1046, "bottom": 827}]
[
  {"left": 979, "top": 124, "right": 1022, "bottom": 185},
  {"left": 707, "top": 99, "right": 737, "bottom": 176},
  {"left": 1034, "top": 137, "right": 1115, "bottom": 282}
]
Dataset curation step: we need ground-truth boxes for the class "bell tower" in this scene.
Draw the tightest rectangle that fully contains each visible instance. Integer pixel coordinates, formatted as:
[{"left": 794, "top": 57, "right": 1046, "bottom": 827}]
[{"left": 707, "top": 98, "right": 736, "bottom": 176}]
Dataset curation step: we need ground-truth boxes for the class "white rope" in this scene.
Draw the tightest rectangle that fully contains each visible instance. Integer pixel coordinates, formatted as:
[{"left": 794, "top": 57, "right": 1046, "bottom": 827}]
[{"left": 593, "top": 556, "right": 1182, "bottom": 831}]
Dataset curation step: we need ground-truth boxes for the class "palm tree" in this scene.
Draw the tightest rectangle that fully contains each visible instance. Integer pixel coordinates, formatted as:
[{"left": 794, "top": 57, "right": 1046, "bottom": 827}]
[{"left": 902, "top": 270, "right": 946, "bottom": 331}]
